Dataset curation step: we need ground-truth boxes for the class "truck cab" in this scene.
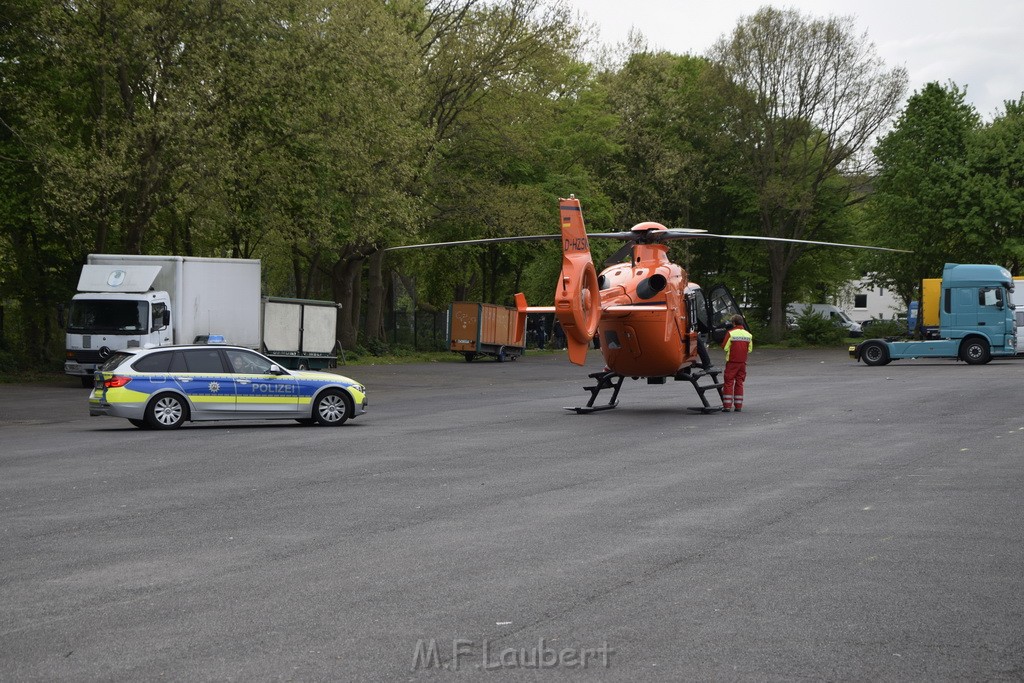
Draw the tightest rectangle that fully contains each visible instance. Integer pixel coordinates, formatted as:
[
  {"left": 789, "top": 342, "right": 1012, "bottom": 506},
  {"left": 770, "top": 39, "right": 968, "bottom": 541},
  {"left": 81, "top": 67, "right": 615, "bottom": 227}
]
[
  {"left": 854, "top": 263, "right": 1016, "bottom": 366},
  {"left": 64, "top": 265, "right": 174, "bottom": 385}
]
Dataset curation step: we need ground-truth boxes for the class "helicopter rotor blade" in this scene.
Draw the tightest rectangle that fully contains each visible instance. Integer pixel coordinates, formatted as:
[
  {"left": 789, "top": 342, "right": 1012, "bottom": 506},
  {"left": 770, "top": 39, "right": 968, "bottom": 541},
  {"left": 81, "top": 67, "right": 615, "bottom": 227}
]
[
  {"left": 384, "top": 234, "right": 560, "bottom": 251},
  {"left": 603, "top": 242, "right": 634, "bottom": 267},
  {"left": 660, "top": 232, "right": 911, "bottom": 253},
  {"left": 382, "top": 229, "right": 909, "bottom": 254}
]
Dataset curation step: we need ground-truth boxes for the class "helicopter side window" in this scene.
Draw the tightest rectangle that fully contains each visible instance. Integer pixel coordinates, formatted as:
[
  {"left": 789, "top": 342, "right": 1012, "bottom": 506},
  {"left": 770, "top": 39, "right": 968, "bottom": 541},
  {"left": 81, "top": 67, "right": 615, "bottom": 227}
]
[{"left": 692, "top": 290, "right": 710, "bottom": 333}]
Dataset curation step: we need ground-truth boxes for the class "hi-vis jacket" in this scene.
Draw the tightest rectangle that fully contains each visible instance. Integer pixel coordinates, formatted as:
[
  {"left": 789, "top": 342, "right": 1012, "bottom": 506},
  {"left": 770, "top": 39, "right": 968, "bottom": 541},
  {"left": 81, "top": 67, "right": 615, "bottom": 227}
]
[{"left": 722, "top": 327, "right": 753, "bottom": 363}]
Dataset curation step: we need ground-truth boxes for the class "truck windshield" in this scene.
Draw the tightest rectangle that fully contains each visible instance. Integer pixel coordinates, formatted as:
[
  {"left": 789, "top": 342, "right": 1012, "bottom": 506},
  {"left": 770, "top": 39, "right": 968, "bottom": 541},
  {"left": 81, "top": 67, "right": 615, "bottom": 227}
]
[{"left": 68, "top": 300, "right": 149, "bottom": 333}]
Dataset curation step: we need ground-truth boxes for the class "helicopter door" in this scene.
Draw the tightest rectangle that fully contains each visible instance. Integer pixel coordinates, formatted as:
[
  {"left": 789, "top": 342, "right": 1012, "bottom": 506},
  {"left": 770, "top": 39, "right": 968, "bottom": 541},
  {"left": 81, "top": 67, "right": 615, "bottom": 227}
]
[
  {"left": 691, "top": 288, "right": 710, "bottom": 333},
  {"left": 706, "top": 284, "right": 747, "bottom": 343}
]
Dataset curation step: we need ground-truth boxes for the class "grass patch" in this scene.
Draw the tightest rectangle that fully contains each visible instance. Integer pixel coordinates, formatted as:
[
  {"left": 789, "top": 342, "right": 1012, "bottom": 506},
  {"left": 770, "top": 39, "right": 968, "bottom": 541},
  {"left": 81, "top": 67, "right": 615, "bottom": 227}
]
[{"left": 339, "top": 348, "right": 564, "bottom": 365}]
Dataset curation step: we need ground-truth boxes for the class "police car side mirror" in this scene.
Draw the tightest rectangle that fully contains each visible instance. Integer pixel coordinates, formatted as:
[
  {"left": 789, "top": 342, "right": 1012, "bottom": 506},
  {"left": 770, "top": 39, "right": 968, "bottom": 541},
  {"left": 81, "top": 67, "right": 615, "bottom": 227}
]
[{"left": 269, "top": 364, "right": 284, "bottom": 375}]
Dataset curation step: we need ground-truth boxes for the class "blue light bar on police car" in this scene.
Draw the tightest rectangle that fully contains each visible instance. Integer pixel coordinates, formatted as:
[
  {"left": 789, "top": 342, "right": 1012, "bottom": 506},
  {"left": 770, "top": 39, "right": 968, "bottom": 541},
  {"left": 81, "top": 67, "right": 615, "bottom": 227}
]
[{"left": 193, "top": 334, "right": 227, "bottom": 344}]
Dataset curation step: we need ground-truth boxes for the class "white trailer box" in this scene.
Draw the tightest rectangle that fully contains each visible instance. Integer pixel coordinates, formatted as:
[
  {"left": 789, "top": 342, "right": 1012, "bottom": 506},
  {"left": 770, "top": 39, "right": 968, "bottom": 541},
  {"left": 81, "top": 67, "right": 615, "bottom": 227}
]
[
  {"left": 86, "top": 254, "right": 262, "bottom": 347},
  {"left": 261, "top": 297, "right": 340, "bottom": 370}
]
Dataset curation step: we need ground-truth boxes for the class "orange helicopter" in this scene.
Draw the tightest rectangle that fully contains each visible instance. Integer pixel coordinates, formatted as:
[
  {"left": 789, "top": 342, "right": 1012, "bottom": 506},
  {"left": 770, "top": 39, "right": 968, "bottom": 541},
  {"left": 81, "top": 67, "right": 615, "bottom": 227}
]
[{"left": 389, "top": 196, "right": 905, "bottom": 413}]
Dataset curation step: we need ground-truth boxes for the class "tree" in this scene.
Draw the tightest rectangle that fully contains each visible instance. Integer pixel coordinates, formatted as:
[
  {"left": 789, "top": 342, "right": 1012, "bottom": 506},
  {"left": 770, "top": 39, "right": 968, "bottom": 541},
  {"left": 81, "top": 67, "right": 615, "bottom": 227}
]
[
  {"left": 600, "top": 52, "right": 731, "bottom": 231},
  {"left": 964, "top": 95, "right": 1024, "bottom": 272},
  {"left": 187, "top": 0, "right": 429, "bottom": 351},
  {"left": 866, "top": 82, "right": 981, "bottom": 318},
  {"left": 597, "top": 50, "right": 763, "bottom": 302},
  {"left": 710, "top": 7, "right": 907, "bottom": 339},
  {"left": 380, "top": 0, "right": 600, "bottom": 322}
]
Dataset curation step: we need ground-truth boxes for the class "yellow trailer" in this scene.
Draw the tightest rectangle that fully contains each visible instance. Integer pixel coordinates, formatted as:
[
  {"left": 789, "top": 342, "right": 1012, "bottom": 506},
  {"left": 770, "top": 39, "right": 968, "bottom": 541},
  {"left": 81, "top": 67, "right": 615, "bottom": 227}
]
[{"left": 920, "top": 278, "right": 942, "bottom": 328}]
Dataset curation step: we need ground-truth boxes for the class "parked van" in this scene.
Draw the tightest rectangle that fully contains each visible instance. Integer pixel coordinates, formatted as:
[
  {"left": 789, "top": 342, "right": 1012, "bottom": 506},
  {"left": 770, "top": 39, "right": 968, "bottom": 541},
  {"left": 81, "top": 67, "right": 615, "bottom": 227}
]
[{"left": 787, "top": 303, "right": 863, "bottom": 337}]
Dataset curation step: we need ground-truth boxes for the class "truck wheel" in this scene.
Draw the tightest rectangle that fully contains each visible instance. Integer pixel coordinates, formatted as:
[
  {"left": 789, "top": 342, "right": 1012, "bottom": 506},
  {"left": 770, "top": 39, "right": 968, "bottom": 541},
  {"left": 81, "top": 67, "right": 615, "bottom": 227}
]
[
  {"left": 464, "top": 352, "right": 476, "bottom": 362},
  {"left": 298, "top": 362, "right": 308, "bottom": 371},
  {"left": 145, "top": 393, "right": 188, "bottom": 429},
  {"left": 313, "top": 389, "right": 351, "bottom": 426},
  {"left": 960, "top": 338, "right": 991, "bottom": 365},
  {"left": 860, "top": 341, "right": 890, "bottom": 366},
  {"left": 497, "top": 346, "right": 506, "bottom": 362}
]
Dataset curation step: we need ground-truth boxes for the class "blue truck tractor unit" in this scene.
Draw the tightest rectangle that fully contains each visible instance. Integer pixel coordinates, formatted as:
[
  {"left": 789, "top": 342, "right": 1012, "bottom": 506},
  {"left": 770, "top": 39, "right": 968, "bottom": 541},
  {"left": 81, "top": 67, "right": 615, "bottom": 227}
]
[{"left": 851, "top": 263, "right": 1016, "bottom": 366}]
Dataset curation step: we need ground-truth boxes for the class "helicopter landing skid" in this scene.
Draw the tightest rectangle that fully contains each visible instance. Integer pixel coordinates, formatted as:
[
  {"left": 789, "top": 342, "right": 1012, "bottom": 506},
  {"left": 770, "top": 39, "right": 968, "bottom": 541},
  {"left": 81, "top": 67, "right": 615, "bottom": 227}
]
[
  {"left": 675, "top": 367, "right": 725, "bottom": 414},
  {"left": 566, "top": 370, "right": 625, "bottom": 414}
]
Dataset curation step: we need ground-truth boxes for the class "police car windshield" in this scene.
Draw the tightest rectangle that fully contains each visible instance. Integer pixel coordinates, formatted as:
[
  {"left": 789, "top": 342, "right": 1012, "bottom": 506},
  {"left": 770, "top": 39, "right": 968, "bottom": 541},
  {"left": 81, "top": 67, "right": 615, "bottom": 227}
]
[{"left": 69, "top": 300, "right": 148, "bottom": 333}]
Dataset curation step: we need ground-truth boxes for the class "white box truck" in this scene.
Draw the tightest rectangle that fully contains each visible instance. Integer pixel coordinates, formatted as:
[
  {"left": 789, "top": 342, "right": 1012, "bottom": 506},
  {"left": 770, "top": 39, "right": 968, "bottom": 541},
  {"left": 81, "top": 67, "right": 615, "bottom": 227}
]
[{"left": 64, "top": 255, "right": 339, "bottom": 385}]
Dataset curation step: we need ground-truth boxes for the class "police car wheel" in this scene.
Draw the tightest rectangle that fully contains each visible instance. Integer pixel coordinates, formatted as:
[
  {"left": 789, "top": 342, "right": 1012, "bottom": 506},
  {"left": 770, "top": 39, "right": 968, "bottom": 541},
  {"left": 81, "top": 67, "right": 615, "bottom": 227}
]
[
  {"left": 128, "top": 418, "right": 150, "bottom": 429},
  {"left": 313, "top": 390, "right": 351, "bottom": 426},
  {"left": 295, "top": 418, "right": 315, "bottom": 425},
  {"left": 145, "top": 393, "right": 188, "bottom": 429}
]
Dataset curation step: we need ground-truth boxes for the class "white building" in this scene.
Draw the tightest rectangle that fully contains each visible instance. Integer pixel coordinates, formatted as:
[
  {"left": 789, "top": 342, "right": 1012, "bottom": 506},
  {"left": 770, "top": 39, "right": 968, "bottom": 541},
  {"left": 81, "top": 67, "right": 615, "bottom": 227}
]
[{"left": 836, "top": 277, "right": 905, "bottom": 324}]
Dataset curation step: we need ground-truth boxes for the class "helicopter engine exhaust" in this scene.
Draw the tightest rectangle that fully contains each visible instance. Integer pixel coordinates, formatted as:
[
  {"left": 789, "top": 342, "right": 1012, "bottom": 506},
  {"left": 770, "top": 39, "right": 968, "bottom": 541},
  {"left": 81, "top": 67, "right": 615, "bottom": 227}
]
[{"left": 636, "top": 274, "right": 667, "bottom": 300}]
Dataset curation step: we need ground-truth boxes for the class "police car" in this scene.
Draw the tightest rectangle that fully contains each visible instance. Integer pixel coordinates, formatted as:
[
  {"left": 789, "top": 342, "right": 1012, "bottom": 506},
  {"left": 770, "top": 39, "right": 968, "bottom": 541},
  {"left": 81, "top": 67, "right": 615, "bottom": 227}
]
[{"left": 89, "top": 343, "right": 367, "bottom": 429}]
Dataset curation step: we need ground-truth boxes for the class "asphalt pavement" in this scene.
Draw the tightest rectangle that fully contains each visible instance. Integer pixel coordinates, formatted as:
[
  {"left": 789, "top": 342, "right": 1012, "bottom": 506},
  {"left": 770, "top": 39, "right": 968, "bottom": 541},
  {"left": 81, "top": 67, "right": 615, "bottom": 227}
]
[{"left": 1, "top": 347, "right": 1023, "bottom": 681}]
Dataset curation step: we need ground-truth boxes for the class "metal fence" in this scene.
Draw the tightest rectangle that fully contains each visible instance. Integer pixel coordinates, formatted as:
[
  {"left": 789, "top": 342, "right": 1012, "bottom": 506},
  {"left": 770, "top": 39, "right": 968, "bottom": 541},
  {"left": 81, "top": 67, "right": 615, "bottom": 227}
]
[
  {"left": 376, "top": 310, "right": 565, "bottom": 352},
  {"left": 382, "top": 310, "right": 450, "bottom": 351}
]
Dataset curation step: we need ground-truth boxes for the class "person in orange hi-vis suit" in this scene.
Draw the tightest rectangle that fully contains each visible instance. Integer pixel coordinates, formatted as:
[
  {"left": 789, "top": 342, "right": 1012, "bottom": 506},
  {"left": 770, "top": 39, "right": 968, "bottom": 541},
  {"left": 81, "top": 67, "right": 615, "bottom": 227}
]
[{"left": 720, "top": 314, "right": 753, "bottom": 412}]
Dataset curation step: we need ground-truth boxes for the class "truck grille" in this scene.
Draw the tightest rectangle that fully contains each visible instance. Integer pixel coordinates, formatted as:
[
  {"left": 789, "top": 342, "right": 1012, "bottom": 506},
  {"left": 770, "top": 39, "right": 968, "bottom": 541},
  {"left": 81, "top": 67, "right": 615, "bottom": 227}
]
[{"left": 71, "top": 350, "right": 105, "bottom": 364}]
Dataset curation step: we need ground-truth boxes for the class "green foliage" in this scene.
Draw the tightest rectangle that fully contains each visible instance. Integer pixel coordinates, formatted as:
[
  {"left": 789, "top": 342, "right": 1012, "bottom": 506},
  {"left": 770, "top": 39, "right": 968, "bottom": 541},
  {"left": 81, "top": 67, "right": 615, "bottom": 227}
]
[
  {"left": 862, "top": 318, "right": 907, "bottom": 338},
  {"left": 3, "top": 0, "right": 1022, "bottom": 371},
  {"left": 600, "top": 52, "right": 731, "bottom": 230},
  {"left": 791, "top": 307, "right": 847, "bottom": 346},
  {"left": 361, "top": 338, "right": 392, "bottom": 357},
  {"left": 865, "top": 82, "right": 982, "bottom": 305},
  {"left": 740, "top": 315, "right": 770, "bottom": 343},
  {"left": 709, "top": 7, "right": 908, "bottom": 339},
  {"left": 0, "top": 344, "right": 24, "bottom": 373},
  {"left": 963, "top": 95, "right": 1024, "bottom": 272},
  {"left": 403, "top": 1, "right": 611, "bottom": 310}
]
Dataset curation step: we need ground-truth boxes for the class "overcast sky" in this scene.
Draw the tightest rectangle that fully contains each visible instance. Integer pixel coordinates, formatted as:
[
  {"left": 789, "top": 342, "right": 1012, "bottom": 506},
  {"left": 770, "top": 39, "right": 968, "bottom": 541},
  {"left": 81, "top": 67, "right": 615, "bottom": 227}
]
[{"left": 564, "top": 0, "right": 1023, "bottom": 121}]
